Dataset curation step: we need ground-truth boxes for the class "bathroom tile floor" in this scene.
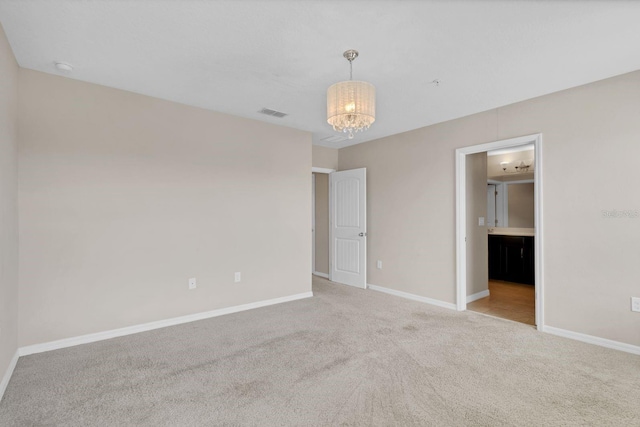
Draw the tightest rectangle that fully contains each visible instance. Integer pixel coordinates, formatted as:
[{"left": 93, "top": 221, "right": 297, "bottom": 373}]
[{"left": 468, "top": 280, "right": 535, "bottom": 326}]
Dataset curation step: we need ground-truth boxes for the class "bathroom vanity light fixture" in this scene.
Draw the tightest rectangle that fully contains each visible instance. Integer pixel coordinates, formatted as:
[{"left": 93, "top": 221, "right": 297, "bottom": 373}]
[
  {"left": 327, "top": 50, "right": 376, "bottom": 139},
  {"left": 500, "top": 160, "right": 533, "bottom": 174}
]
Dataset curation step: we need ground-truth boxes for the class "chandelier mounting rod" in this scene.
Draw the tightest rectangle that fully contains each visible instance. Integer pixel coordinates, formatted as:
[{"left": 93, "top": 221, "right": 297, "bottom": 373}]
[{"left": 343, "top": 49, "right": 358, "bottom": 80}]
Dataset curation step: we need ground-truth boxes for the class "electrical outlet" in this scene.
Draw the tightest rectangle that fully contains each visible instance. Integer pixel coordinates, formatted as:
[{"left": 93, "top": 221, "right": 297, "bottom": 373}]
[
  {"left": 632, "top": 297, "right": 640, "bottom": 312},
  {"left": 234, "top": 272, "right": 241, "bottom": 283},
  {"left": 478, "top": 217, "right": 485, "bottom": 226},
  {"left": 377, "top": 260, "right": 382, "bottom": 269},
  {"left": 188, "top": 277, "right": 196, "bottom": 290}
]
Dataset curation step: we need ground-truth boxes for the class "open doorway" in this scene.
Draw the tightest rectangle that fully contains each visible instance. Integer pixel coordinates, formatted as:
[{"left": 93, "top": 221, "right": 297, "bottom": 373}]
[
  {"left": 312, "top": 168, "right": 334, "bottom": 279},
  {"left": 468, "top": 145, "right": 536, "bottom": 325},
  {"left": 455, "top": 134, "right": 544, "bottom": 331}
]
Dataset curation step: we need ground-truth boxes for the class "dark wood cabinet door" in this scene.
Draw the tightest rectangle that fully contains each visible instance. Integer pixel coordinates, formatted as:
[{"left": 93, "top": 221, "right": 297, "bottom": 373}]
[
  {"left": 502, "top": 236, "right": 526, "bottom": 283},
  {"left": 522, "top": 236, "right": 535, "bottom": 285},
  {"left": 488, "top": 235, "right": 501, "bottom": 280},
  {"left": 487, "top": 235, "right": 535, "bottom": 285}
]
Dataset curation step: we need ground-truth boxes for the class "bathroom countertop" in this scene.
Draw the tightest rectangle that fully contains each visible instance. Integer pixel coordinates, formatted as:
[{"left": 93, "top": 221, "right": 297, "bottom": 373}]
[{"left": 487, "top": 227, "right": 535, "bottom": 237}]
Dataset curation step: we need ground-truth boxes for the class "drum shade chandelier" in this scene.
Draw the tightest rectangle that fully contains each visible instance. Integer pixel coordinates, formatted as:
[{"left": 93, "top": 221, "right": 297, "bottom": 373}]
[{"left": 327, "top": 50, "right": 376, "bottom": 139}]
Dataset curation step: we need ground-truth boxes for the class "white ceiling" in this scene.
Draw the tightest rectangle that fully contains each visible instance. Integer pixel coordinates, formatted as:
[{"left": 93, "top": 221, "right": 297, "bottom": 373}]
[{"left": 1, "top": 1, "right": 640, "bottom": 148}]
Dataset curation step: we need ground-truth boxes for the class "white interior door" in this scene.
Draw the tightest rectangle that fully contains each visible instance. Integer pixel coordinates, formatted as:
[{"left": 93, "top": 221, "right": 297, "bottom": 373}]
[
  {"left": 487, "top": 184, "right": 496, "bottom": 227},
  {"left": 487, "top": 182, "right": 506, "bottom": 227},
  {"left": 497, "top": 184, "right": 506, "bottom": 227},
  {"left": 329, "top": 168, "right": 366, "bottom": 288}
]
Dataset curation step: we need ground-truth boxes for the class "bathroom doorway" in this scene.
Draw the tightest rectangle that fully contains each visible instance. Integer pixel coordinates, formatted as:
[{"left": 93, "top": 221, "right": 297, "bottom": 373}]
[
  {"left": 469, "top": 146, "right": 536, "bottom": 325},
  {"left": 455, "top": 134, "right": 544, "bottom": 330}
]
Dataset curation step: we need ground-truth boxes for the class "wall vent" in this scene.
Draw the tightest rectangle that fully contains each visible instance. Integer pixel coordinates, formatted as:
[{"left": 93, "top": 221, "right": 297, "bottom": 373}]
[{"left": 258, "top": 108, "right": 288, "bottom": 118}]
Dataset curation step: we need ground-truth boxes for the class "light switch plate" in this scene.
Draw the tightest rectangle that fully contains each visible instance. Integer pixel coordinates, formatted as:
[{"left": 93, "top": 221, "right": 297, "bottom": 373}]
[
  {"left": 188, "top": 277, "right": 196, "bottom": 290},
  {"left": 234, "top": 272, "right": 241, "bottom": 283},
  {"left": 632, "top": 297, "right": 640, "bottom": 312},
  {"left": 478, "top": 217, "right": 485, "bottom": 226}
]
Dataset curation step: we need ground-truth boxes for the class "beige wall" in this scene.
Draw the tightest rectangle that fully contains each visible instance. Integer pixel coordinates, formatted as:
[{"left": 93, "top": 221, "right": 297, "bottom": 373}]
[
  {"left": 313, "top": 173, "right": 329, "bottom": 275},
  {"left": 0, "top": 23, "right": 19, "bottom": 388},
  {"left": 508, "top": 183, "right": 534, "bottom": 228},
  {"left": 340, "top": 70, "right": 640, "bottom": 347},
  {"left": 466, "top": 152, "right": 488, "bottom": 296},
  {"left": 339, "top": 110, "right": 497, "bottom": 303},
  {"left": 312, "top": 145, "right": 338, "bottom": 170},
  {"left": 18, "top": 69, "right": 312, "bottom": 346}
]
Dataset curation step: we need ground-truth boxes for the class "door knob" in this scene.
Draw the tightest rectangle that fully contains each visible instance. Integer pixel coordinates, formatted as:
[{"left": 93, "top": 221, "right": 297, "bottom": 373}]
[{"left": 359, "top": 232, "right": 367, "bottom": 237}]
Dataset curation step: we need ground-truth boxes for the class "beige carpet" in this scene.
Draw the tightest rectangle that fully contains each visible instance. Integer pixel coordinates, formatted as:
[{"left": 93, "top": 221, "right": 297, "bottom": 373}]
[{"left": 1, "top": 276, "right": 639, "bottom": 426}]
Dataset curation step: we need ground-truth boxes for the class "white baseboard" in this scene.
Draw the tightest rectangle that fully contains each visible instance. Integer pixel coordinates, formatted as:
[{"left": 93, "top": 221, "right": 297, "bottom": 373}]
[
  {"left": 0, "top": 350, "right": 19, "bottom": 402},
  {"left": 312, "top": 271, "right": 329, "bottom": 279},
  {"left": 367, "top": 284, "right": 457, "bottom": 310},
  {"left": 543, "top": 326, "right": 640, "bottom": 356},
  {"left": 466, "top": 289, "right": 490, "bottom": 303},
  {"left": 19, "top": 291, "right": 314, "bottom": 357}
]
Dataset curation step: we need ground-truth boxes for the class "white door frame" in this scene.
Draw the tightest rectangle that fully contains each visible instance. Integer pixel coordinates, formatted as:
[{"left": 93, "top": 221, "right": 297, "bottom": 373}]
[
  {"left": 312, "top": 173, "right": 316, "bottom": 274},
  {"left": 312, "top": 167, "right": 335, "bottom": 278},
  {"left": 455, "top": 133, "right": 544, "bottom": 331},
  {"left": 312, "top": 167, "right": 336, "bottom": 174}
]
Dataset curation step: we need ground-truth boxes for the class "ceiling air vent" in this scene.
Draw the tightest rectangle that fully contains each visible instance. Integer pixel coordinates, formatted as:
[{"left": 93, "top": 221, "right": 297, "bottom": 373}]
[
  {"left": 319, "top": 135, "right": 348, "bottom": 143},
  {"left": 258, "top": 108, "right": 288, "bottom": 118}
]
